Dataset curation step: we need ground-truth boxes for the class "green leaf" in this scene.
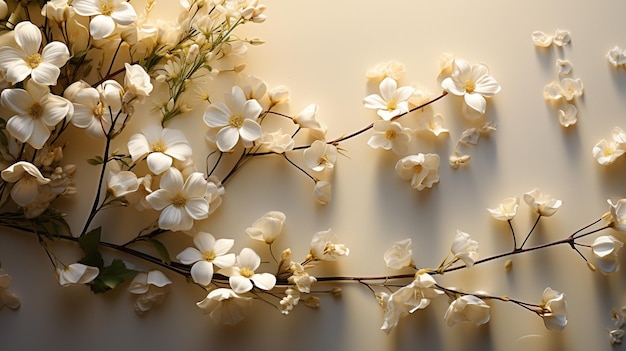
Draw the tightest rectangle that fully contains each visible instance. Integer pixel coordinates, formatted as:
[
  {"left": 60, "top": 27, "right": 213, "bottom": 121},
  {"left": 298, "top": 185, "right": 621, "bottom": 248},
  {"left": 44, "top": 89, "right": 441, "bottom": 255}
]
[
  {"left": 78, "top": 227, "right": 104, "bottom": 268},
  {"left": 146, "top": 238, "right": 171, "bottom": 265},
  {"left": 90, "top": 259, "right": 137, "bottom": 294},
  {"left": 86, "top": 157, "right": 103, "bottom": 166}
]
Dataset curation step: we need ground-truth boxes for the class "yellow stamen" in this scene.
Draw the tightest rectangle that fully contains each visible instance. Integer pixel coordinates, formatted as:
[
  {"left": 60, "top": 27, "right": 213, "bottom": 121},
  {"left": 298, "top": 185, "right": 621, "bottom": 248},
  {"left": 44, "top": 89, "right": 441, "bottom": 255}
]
[
  {"left": 172, "top": 194, "right": 187, "bottom": 208},
  {"left": 464, "top": 80, "right": 476, "bottom": 94},
  {"left": 29, "top": 103, "right": 43, "bottom": 119},
  {"left": 25, "top": 53, "right": 42, "bottom": 69},
  {"left": 228, "top": 114, "right": 244, "bottom": 129},
  {"left": 239, "top": 267, "right": 254, "bottom": 278},
  {"left": 99, "top": 0, "right": 115, "bottom": 16}
]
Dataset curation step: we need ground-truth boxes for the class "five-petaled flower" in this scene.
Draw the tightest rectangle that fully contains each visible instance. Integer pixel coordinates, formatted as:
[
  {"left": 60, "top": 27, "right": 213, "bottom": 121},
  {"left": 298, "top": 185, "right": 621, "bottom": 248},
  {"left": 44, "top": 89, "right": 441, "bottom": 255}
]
[
  {"left": 176, "top": 232, "right": 236, "bottom": 286},
  {"left": 196, "top": 288, "right": 252, "bottom": 325},
  {"left": 523, "top": 188, "right": 562, "bottom": 217},
  {"left": 1, "top": 161, "right": 51, "bottom": 207},
  {"left": 72, "top": 0, "right": 138, "bottom": 40},
  {"left": 444, "top": 295, "right": 490, "bottom": 327},
  {"left": 0, "top": 21, "right": 70, "bottom": 86},
  {"left": 487, "top": 197, "right": 520, "bottom": 221},
  {"left": 219, "top": 248, "right": 276, "bottom": 294},
  {"left": 441, "top": 59, "right": 501, "bottom": 119},
  {"left": 395, "top": 153, "right": 440, "bottom": 190},
  {"left": 539, "top": 287, "right": 567, "bottom": 330},
  {"left": 363, "top": 77, "right": 415, "bottom": 121},
  {"left": 127, "top": 125, "right": 193, "bottom": 175}
]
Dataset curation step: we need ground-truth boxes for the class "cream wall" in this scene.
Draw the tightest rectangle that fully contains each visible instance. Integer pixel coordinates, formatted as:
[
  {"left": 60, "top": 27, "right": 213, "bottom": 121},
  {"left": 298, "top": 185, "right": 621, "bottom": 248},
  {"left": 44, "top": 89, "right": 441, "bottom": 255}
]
[{"left": 1, "top": 1, "right": 626, "bottom": 350}]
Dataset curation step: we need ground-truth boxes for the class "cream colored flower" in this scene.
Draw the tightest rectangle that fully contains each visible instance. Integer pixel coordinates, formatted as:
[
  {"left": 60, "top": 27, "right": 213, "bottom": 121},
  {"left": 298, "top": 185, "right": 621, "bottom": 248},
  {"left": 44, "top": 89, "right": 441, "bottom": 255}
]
[
  {"left": 0, "top": 21, "right": 70, "bottom": 85},
  {"left": 128, "top": 270, "right": 172, "bottom": 315},
  {"left": 1, "top": 81, "right": 72, "bottom": 149},
  {"left": 607, "top": 199, "right": 626, "bottom": 232},
  {"left": 560, "top": 78, "right": 583, "bottom": 101},
  {"left": 449, "top": 154, "right": 471, "bottom": 169},
  {"left": 1, "top": 161, "right": 50, "bottom": 207},
  {"left": 196, "top": 288, "right": 252, "bottom": 325},
  {"left": 219, "top": 248, "right": 276, "bottom": 294},
  {"left": 383, "top": 239, "right": 413, "bottom": 270},
  {"left": 441, "top": 59, "right": 501, "bottom": 118},
  {"left": 56, "top": 263, "right": 99, "bottom": 287},
  {"left": 395, "top": 153, "right": 440, "bottom": 190},
  {"left": 0, "top": 268, "right": 21, "bottom": 310},
  {"left": 106, "top": 169, "right": 140, "bottom": 198},
  {"left": 532, "top": 31, "right": 553, "bottom": 47},
  {"left": 287, "top": 263, "right": 317, "bottom": 293},
  {"left": 123, "top": 63, "right": 153, "bottom": 104},
  {"left": 540, "top": 287, "right": 567, "bottom": 330},
  {"left": 41, "top": 0, "right": 74, "bottom": 23},
  {"left": 259, "top": 129, "right": 294, "bottom": 154},
  {"left": 72, "top": 0, "right": 138, "bottom": 39},
  {"left": 293, "top": 104, "right": 327, "bottom": 139},
  {"left": 444, "top": 295, "right": 490, "bottom": 327},
  {"left": 246, "top": 211, "right": 286, "bottom": 244},
  {"left": 268, "top": 85, "right": 289, "bottom": 106},
  {"left": 303, "top": 140, "right": 337, "bottom": 172},
  {"left": 419, "top": 113, "right": 449, "bottom": 137},
  {"left": 367, "top": 120, "right": 411, "bottom": 155},
  {"left": 556, "top": 59, "right": 573, "bottom": 75},
  {"left": 451, "top": 230, "right": 479, "bottom": 267},
  {"left": 313, "top": 180, "right": 331, "bottom": 205},
  {"left": 127, "top": 125, "right": 193, "bottom": 175},
  {"left": 363, "top": 77, "right": 415, "bottom": 121},
  {"left": 309, "top": 229, "right": 349, "bottom": 261},
  {"left": 523, "top": 188, "right": 562, "bottom": 216},
  {"left": 543, "top": 81, "right": 563, "bottom": 101},
  {"left": 608, "top": 45, "right": 626, "bottom": 68},
  {"left": 592, "top": 235, "right": 623, "bottom": 274},
  {"left": 365, "top": 60, "right": 406, "bottom": 81},
  {"left": 558, "top": 104, "right": 577, "bottom": 127},
  {"left": 177, "top": 232, "right": 236, "bottom": 286},
  {"left": 487, "top": 197, "right": 520, "bottom": 221},
  {"left": 593, "top": 139, "right": 625, "bottom": 166},
  {"left": 68, "top": 80, "right": 124, "bottom": 137},
  {"left": 553, "top": 29, "right": 571, "bottom": 47}
]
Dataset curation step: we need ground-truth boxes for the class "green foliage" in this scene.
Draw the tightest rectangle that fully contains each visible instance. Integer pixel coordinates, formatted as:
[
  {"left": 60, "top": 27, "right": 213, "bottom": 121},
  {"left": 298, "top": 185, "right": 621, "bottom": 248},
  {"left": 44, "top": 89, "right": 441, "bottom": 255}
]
[
  {"left": 78, "top": 227, "right": 104, "bottom": 268},
  {"left": 146, "top": 238, "right": 171, "bottom": 265},
  {"left": 87, "top": 156, "right": 104, "bottom": 166}
]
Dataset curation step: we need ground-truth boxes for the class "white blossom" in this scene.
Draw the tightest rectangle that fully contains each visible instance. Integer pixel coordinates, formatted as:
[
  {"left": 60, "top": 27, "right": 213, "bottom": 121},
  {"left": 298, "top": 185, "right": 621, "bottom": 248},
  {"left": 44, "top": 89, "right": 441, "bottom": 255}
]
[
  {"left": 444, "top": 295, "right": 490, "bottom": 327},
  {"left": 1, "top": 161, "right": 50, "bottom": 207},
  {"left": 303, "top": 140, "right": 337, "bottom": 172},
  {"left": 246, "top": 211, "right": 286, "bottom": 244},
  {"left": 128, "top": 270, "right": 172, "bottom": 315},
  {"left": 592, "top": 235, "right": 623, "bottom": 274},
  {"left": 383, "top": 239, "right": 413, "bottom": 270},
  {"left": 487, "top": 197, "right": 520, "bottom": 221},
  {"left": 441, "top": 59, "right": 501, "bottom": 118},
  {"left": 72, "top": 0, "right": 138, "bottom": 40},
  {"left": 523, "top": 188, "right": 562, "bottom": 216},
  {"left": 540, "top": 287, "right": 567, "bottom": 330},
  {"left": 219, "top": 248, "right": 276, "bottom": 294},
  {"left": 451, "top": 230, "right": 479, "bottom": 267},
  {"left": 363, "top": 77, "right": 415, "bottom": 121},
  {"left": 309, "top": 229, "right": 349, "bottom": 261},
  {"left": 56, "top": 263, "right": 99, "bottom": 287},
  {"left": 395, "top": 153, "right": 440, "bottom": 190},
  {"left": 177, "top": 232, "right": 236, "bottom": 286},
  {"left": 196, "top": 288, "right": 252, "bottom": 325}
]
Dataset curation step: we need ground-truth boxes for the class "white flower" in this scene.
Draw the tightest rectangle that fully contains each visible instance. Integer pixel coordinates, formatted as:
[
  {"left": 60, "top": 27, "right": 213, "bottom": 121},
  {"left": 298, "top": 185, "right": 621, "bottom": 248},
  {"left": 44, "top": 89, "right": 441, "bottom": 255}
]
[
  {"left": 0, "top": 1, "right": 7, "bottom": 20},
  {"left": 259, "top": 129, "right": 294, "bottom": 154},
  {"left": 609, "top": 329, "right": 625, "bottom": 345},
  {"left": 556, "top": 59, "right": 573, "bottom": 75},
  {"left": 279, "top": 288, "right": 301, "bottom": 315},
  {"left": 607, "top": 45, "right": 626, "bottom": 68},
  {"left": 451, "top": 230, "right": 479, "bottom": 267},
  {"left": 145, "top": 168, "right": 209, "bottom": 232},
  {"left": 313, "top": 180, "right": 331, "bottom": 205},
  {"left": 127, "top": 125, "right": 193, "bottom": 175},
  {"left": 558, "top": 104, "right": 577, "bottom": 127},
  {"left": 176, "top": 232, "right": 236, "bottom": 286},
  {"left": 365, "top": 60, "right": 406, "bottom": 81},
  {"left": 288, "top": 266, "right": 317, "bottom": 294},
  {"left": 123, "top": 63, "right": 153, "bottom": 104},
  {"left": 540, "top": 287, "right": 567, "bottom": 330},
  {"left": 106, "top": 169, "right": 140, "bottom": 198},
  {"left": 532, "top": 31, "right": 553, "bottom": 47},
  {"left": 1, "top": 81, "right": 72, "bottom": 149},
  {"left": 196, "top": 288, "right": 252, "bottom": 325},
  {"left": 592, "top": 235, "right": 623, "bottom": 274},
  {"left": 0, "top": 269, "right": 21, "bottom": 310},
  {"left": 444, "top": 295, "right": 490, "bottom": 327},
  {"left": 560, "top": 78, "right": 583, "bottom": 101},
  {"left": 125, "top": 174, "right": 153, "bottom": 211},
  {"left": 56, "top": 263, "right": 99, "bottom": 287},
  {"left": 219, "top": 248, "right": 276, "bottom": 294},
  {"left": 72, "top": 0, "right": 137, "bottom": 40},
  {"left": 246, "top": 211, "right": 286, "bottom": 244},
  {"left": 441, "top": 59, "right": 501, "bottom": 118},
  {"left": 67, "top": 81, "right": 124, "bottom": 137},
  {"left": 367, "top": 120, "right": 411, "bottom": 155},
  {"left": 419, "top": 113, "right": 449, "bottom": 137},
  {"left": 1, "top": 161, "right": 50, "bottom": 207},
  {"left": 487, "top": 197, "right": 520, "bottom": 221},
  {"left": 383, "top": 239, "right": 413, "bottom": 270},
  {"left": 309, "top": 229, "right": 349, "bottom": 261},
  {"left": 363, "top": 77, "right": 415, "bottom": 121},
  {"left": 268, "top": 85, "right": 290, "bottom": 106},
  {"left": 523, "top": 188, "right": 562, "bottom": 216},
  {"left": 449, "top": 154, "right": 471, "bottom": 169},
  {"left": 203, "top": 86, "right": 263, "bottom": 152},
  {"left": 607, "top": 199, "right": 626, "bottom": 232},
  {"left": 553, "top": 29, "right": 571, "bottom": 47},
  {"left": 380, "top": 273, "right": 443, "bottom": 334},
  {"left": 593, "top": 139, "right": 625, "bottom": 165},
  {"left": 0, "top": 21, "right": 70, "bottom": 85},
  {"left": 303, "top": 140, "right": 337, "bottom": 172},
  {"left": 293, "top": 104, "right": 327, "bottom": 138},
  {"left": 41, "top": 0, "right": 74, "bottom": 23},
  {"left": 128, "top": 270, "right": 172, "bottom": 315},
  {"left": 543, "top": 81, "right": 563, "bottom": 101},
  {"left": 395, "top": 153, "right": 440, "bottom": 190}
]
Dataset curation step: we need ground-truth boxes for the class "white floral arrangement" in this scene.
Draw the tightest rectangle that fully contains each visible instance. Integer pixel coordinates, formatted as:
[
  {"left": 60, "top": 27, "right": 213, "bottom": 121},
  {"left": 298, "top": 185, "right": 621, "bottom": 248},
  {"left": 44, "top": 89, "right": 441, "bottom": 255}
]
[{"left": 1, "top": 0, "right": 626, "bottom": 346}]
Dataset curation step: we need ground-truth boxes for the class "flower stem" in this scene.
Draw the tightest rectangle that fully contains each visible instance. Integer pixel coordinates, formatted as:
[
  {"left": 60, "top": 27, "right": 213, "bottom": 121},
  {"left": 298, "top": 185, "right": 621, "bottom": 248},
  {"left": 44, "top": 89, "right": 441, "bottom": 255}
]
[
  {"left": 80, "top": 136, "right": 112, "bottom": 237},
  {"left": 519, "top": 214, "right": 541, "bottom": 250}
]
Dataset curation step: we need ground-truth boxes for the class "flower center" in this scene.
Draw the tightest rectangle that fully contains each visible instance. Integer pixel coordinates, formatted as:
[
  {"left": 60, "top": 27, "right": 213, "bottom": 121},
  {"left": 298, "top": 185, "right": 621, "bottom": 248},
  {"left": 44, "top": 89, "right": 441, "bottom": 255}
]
[
  {"left": 385, "top": 129, "right": 397, "bottom": 140},
  {"left": 604, "top": 147, "right": 615, "bottom": 157},
  {"left": 464, "top": 80, "right": 476, "bottom": 94},
  {"left": 317, "top": 155, "right": 330, "bottom": 167},
  {"left": 239, "top": 267, "right": 254, "bottom": 278},
  {"left": 93, "top": 103, "right": 104, "bottom": 119},
  {"left": 172, "top": 193, "right": 187, "bottom": 208},
  {"left": 202, "top": 250, "right": 216, "bottom": 262},
  {"left": 29, "top": 103, "right": 44, "bottom": 119},
  {"left": 386, "top": 100, "right": 398, "bottom": 111},
  {"left": 228, "top": 114, "right": 244, "bottom": 129},
  {"left": 25, "top": 53, "right": 42, "bottom": 69},
  {"left": 99, "top": 0, "right": 115, "bottom": 16},
  {"left": 152, "top": 140, "right": 167, "bottom": 153},
  {"left": 412, "top": 164, "right": 423, "bottom": 173}
]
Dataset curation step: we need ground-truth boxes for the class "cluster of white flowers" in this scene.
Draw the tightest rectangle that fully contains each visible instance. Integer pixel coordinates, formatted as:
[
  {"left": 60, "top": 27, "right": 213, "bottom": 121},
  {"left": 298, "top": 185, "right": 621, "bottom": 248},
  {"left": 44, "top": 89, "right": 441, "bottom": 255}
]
[
  {"left": 593, "top": 127, "right": 626, "bottom": 165},
  {"left": 608, "top": 306, "right": 626, "bottom": 345},
  {"left": 532, "top": 29, "right": 571, "bottom": 48}
]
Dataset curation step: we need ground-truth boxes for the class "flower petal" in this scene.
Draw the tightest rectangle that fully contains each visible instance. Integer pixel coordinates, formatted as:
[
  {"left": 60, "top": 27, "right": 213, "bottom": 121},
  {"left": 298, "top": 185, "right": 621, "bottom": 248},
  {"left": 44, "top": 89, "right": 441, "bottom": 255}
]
[
  {"left": 110, "top": 2, "right": 137, "bottom": 25},
  {"left": 31, "top": 62, "right": 61, "bottom": 86},
  {"left": 464, "top": 93, "right": 486, "bottom": 114},
  {"left": 147, "top": 152, "right": 173, "bottom": 175},
  {"left": 191, "top": 260, "right": 214, "bottom": 286},
  {"left": 41, "top": 41, "right": 70, "bottom": 67},
  {"left": 229, "top": 275, "right": 253, "bottom": 294},
  {"left": 239, "top": 119, "right": 262, "bottom": 143},
  {"left": 89, "top": 15, "right": 116, "bottom": 40},
  {"left": 184, "top": 198, "right": 209, "bottom": 220},
  {"left": 14, "top": 21, "right": 42, "bottom": 54},
  {"left": 216, "top": 127, "right": 239, "bottom": 152},
  {"left": 176, "top": 247, "right": 202, "bottom": 264}
]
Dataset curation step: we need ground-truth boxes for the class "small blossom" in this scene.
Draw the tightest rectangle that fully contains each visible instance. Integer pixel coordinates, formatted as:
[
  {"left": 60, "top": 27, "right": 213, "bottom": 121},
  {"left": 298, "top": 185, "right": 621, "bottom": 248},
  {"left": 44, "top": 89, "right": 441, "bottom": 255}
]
[
  {"left": 259, "top": 129, "right": 294, "bottom": 154},
  {"left": 367, "top": 120, "right": 411, "bottom": 155},
  {"left": 441, "top": 59, "right": 501, "bottom": 118},
  {"left": 0, "top": 268, "right": 21, "bottom": 310},
  {"left": 556, "top": 59, "right": 573, "bottom": 75},
  {"left": 523, "top": 188, "right": 562, "bottom": 216},
  {"left": 558, "top": 104, "right": 577, "bottom": 127},
  {"left": 177, "top": 232, "right": 236, "bottom": 286},
  {"left": 395, "top": 153, "right": 440, "bottom": 190},
  {"left": 0, "top": 21, "right": 70, "bottom": 85},
  {"left": 246, "top": 211, "right": 286, "bottom": 244},
  {"left": 419, "top": 113, "right": 449, "bottom": 137},
  {"left": 365, "top": 60, "right": 406, "bottom": 81},
  {"left": 303, "top": 140, "right": 337, "bottom": 172},
  {"left": 309, "top": 229, "right": 349, "bottom": 261},
  {"left": 383, "top": 239, "right": 414, "bottom": 270},
  {"left": 540, "top": 287, "right": 567, "bottom": 330},
  {"left": 449, "top": 154, "right": 471, "bottom": 169},
  {"left": 543, "top": 81, "right": 563, "bottom": 101},
  {"left": 127, "top": 125, "right": 193, "bottom": 175},
  {"left": 287, "top": 263, "right": 317, "bottom": 293},
  {"left": 444, "top": 295, "right": 490, "bottom": 327},
  {"left": 293, "top": 104, "right": 327, "bottom": 138},
  {"left": 609, "top": 329, "right": 625, "bottom": 345},
  {"left": 106, "top": 169, "right": 140, "bottom": 198},
  {"left": 268, "top": 85, "right": 290, "bottom": 106},
  {"left": 553, "top": 29, "right": 571, "bottom": 47},
  {"left": 1, "top": 161, "right": 51, "bottom": 207},
  {"left": 56, "top": 263, "right": 99, "bottom": 287},
  {"left": 72, "top": 0, "right": 138, "bottom": 40},
  {"left": 219, "top": 248, "right": 276, "bottom": 294},
  {"left": 128, "top": 270, "right": 172, "bottom": 315},
  {"left": 313, "top": 180, "right": 331, "bottom": 205},
  {"left": 123, "top": 63, "right": 153, "bottom": 105},
  {"left": 592, "top": 235, "right": 623, "bottom": 274},
  {"left": 196, "top": 288, "right": 252, "bottom": 325},
  {"left": 532, "top": 31, "right": 553, "bottom": 47},
  {"left": 363, "top": 77, "right": 415, "bottom": 121},
  {"left": 41, "top": 0, "right": 74, "bottom": 23},
  {"left": 607, "top": 45, "right": 626, "bottom": 68},
  {"left": 487, "top": 197, "right": 520, "bottom": 221},
  {"left": 560, "top": 78, "right": 583, "bottom": 101},
  {"left": 437, "top": 52, "right": 456, "bottom": 80},
  {"left": 451, "top": 230, "right": 479, "bottom": 267},
  {"left": 593, "top": 139, "right": 625, "bottom": 166},
  {"left": 607, "top": 199, "right": 626, "bottom": 232}
]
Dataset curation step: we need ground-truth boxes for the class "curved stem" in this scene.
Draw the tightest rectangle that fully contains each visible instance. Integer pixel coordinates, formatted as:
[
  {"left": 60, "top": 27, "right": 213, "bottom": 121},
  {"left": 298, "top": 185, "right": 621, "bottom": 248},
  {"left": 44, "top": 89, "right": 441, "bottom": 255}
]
[
  {"left": 519, "top": 214, "right": 541, "bottom": 250},
  {"left": 80, "top": 136, "right": 112, "bottom": 237}
]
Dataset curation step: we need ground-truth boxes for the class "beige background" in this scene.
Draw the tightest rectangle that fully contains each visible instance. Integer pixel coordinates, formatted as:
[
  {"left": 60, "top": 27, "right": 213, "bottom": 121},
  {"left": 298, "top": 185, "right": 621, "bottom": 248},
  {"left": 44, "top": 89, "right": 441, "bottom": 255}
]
[{"left": 2, "top": 0, "right": 626, "bottom": 350}]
